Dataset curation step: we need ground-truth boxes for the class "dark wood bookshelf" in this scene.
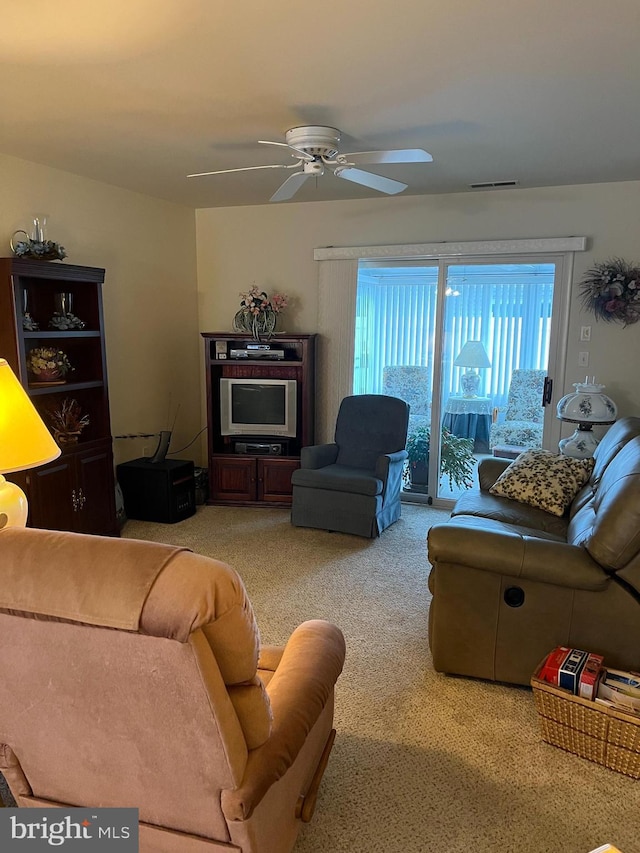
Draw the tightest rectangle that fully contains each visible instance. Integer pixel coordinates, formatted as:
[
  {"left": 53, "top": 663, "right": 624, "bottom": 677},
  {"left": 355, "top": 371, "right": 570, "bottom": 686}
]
[{"left": 0, "top": 258, "right": 118, "bottom": 535}]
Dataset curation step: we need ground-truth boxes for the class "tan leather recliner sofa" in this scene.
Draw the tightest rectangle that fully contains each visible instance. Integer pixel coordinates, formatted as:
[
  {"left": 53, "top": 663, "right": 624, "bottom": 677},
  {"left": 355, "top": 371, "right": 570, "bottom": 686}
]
[
  {"left": 427, "top": 417, "right": 640, "bottom": 686},
  {"left": 0, "top": 528, "right": 346, "bottom": 853}
]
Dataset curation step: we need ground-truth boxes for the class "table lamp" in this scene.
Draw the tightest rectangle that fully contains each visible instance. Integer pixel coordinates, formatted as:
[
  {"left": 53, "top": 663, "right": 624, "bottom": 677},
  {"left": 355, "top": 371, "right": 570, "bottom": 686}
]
[
  {"left": 454, "top": 340, "right": 491, "bottom": 398},
  {"left": 556, "top": 377, "right": 617, "bottom": 459},
  {"left": 0, "top": 358, "right": 61, "bottom": 529}
]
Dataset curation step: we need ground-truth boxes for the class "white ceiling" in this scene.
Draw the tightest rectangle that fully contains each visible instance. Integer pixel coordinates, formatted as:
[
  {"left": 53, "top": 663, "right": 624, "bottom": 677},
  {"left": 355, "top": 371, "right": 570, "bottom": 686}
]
[{"left": 2, "top": 0, "right": 639, "bottom": 209}]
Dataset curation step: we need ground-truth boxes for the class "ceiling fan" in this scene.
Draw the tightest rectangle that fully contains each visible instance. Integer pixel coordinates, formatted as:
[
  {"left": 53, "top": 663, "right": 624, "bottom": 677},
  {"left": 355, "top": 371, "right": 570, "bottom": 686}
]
[{"left": 188, "top": 125, "right": 433, "bottom": 202}]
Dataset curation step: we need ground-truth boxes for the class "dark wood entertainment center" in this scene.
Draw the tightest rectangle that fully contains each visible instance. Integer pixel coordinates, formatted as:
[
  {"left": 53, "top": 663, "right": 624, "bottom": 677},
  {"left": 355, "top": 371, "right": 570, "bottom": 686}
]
[{"left": 202, "top": 332, "right": 316, "bottom": 507}]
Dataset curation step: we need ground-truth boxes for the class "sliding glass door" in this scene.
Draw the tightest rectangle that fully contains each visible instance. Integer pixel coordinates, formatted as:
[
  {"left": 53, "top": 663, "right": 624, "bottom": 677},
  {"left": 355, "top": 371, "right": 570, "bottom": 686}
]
[{"left": 353, "top": 256, "right": 565, "bottom": 504}]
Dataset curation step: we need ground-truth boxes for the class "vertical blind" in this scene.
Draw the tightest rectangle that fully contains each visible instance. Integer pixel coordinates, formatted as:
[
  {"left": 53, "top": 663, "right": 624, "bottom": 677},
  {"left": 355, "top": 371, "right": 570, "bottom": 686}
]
[{"left": 354, "top": 262, "right": 556, "bottom": 410}]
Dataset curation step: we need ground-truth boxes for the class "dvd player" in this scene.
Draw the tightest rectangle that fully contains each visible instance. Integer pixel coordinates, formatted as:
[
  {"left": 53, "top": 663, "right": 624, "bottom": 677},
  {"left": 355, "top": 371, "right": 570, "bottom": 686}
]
[{"left": 230, "top": 348, "right": 285, "bottom": 359}]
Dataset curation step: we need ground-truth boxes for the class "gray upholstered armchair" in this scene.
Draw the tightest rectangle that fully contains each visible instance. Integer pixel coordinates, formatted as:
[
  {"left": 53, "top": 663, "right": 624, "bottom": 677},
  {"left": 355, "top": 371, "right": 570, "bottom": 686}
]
[{"left": 290, "top": 394, "right": 410, "bottom": 538}]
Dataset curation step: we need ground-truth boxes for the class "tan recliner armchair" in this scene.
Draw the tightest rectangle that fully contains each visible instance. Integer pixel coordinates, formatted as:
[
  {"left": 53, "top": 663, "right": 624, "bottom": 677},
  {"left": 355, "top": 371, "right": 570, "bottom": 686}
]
[{"left": 0, "top": 528, "right": 346, "bottom": 853}]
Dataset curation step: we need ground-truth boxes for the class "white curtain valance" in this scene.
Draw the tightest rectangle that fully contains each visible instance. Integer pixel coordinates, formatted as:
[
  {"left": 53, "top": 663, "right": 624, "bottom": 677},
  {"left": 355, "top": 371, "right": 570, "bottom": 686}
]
[{"left": 314, "top": 237, "right": 587, "bottom": 262}]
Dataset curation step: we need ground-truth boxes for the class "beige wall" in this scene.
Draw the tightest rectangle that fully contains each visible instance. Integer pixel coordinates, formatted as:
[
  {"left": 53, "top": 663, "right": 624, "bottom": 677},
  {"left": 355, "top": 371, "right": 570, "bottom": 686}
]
[
  {"left": 196, "top": 181, "right": 640, "bottom": 434},
  {"left": 0, "top": 153, "right": 200, "bottom": 466},
  {"left": 3, "top": 151, "right": 638, "bottom": 477}
]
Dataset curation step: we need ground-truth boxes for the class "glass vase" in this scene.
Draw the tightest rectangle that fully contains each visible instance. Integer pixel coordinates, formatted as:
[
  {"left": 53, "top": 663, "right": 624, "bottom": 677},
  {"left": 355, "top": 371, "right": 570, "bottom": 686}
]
[{"left": 31, "top": 216, "right": 47, "bottom": 244}]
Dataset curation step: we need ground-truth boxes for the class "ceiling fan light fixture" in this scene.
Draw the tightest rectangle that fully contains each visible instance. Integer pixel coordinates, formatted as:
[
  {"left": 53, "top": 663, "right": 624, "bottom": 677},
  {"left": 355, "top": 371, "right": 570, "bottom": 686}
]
[{"left": 303, "top": 160, "right": 325, "bottom": 176}]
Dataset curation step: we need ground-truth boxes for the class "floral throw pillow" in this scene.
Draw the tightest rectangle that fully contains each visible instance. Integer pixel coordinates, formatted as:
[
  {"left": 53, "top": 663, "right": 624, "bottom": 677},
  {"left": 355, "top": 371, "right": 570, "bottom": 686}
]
[{"left": 489, "top": 448, "right": 595, "bottom": 516}]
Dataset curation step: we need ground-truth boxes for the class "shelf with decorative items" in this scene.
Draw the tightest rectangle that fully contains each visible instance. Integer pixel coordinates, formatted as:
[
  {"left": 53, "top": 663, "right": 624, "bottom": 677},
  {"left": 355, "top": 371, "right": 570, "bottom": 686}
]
[{"left": 0, "top": 257, "right": 118, "bottom": 535}]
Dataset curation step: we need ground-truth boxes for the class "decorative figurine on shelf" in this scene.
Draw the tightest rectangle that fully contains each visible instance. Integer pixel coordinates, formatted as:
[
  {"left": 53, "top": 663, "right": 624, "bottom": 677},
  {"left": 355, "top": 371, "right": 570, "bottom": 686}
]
[
  {"left": 26, "top": 346, "right": 74, "bottom": 385},
  {"left": 48, "top": 292, "right": 85, "bottom": 330},
  {"left": 233, "top": 286, "right": 288, "bottom": 341},
  {"left": 44, "top": 398, "right": 90, "bottom": 446},
  {"left": 10, "top": 216, "right": 67, "bottom": 262},
  {"left": 21, "top": 290, "right": 39, "bottom": 331}
]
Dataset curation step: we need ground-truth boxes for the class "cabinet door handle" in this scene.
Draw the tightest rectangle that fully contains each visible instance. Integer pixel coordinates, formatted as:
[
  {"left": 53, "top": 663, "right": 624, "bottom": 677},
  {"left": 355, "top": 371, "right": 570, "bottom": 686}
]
[
  {"left": 79, "top": 487, "right": 87, "bottom": 509},
  {"left": 72, "top": 489, "right": 79, "bottom": 512}
]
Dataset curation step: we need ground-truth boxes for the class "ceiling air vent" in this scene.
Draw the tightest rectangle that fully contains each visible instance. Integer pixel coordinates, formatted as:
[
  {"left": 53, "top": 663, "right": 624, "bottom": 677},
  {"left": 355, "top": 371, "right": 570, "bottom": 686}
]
[{"left": 470, "top": 180, "right": 520, "bottom": 189}]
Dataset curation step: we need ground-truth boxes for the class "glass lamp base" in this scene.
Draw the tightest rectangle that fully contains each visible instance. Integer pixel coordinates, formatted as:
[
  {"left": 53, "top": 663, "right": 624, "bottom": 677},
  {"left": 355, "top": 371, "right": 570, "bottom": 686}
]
[
  {"left": 460, "top": 370, "right": 480, "bottom": 398},
  {"left": 558, "top": 427, "right": 599, "bottom": 459}
]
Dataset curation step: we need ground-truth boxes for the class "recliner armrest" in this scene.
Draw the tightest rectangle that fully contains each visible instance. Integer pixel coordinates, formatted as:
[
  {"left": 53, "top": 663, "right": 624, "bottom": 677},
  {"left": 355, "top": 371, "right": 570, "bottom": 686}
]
[
  {"left": 477, "top": 457, "right": 512, "bottom": 490},
  {"left": 300, "top": 443, "right": 339, "bottom": 469},
  {"left": 221, "top": 619, "right": 346, "bottom": 821},
  {"left": 428, "top": 518, "right": 609, "bottom": 591}
]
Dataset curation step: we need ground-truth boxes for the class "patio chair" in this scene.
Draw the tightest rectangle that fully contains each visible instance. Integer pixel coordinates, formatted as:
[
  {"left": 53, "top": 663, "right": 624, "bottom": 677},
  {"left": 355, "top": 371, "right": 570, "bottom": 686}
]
[
  {"left": 382, "top": 365, "right": 431, "bottom": 434},
  {"left": 489, "top": 368, "right": 546, "bottom": 452}
]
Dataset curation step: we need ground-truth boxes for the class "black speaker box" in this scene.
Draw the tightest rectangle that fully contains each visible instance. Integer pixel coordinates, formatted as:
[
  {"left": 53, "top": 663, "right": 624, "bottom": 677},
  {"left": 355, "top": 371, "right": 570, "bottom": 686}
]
[{"left": 117, "top": 458, "right": 196, "bottom": 524}]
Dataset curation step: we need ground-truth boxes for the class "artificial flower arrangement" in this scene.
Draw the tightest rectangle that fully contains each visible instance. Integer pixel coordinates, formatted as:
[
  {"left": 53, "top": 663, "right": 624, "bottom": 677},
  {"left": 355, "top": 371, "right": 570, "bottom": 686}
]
[
  {"left": 238, "top": 286, "right": 288, "bottom": 316},
  {"left": 11, "top": 237, "right": 67, "bottom": 261},
  {"left": 234, "top": 286, "right": 289, "bottom": 340},
  {"left": 44, "top": 398, "right": 90, "bottom": 445},
  {"left": 579, "top": 258, "right": 640, "bottom": 327},
  {"left": 26, "top": 346, "right": 74, "bottom": 382}
]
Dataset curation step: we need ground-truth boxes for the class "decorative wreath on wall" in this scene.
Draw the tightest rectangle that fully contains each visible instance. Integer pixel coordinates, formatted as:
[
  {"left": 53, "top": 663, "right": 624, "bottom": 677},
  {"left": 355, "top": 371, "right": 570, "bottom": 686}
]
[{"left": 579, "top": 258, "right": 640, "bottom": 327}]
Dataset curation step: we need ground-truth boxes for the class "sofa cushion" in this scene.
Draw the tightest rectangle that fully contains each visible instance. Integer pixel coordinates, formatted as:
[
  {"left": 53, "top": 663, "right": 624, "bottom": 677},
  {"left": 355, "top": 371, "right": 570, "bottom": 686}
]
[
  {"left": 452, "top": 489, "right": 570, "bottom": 538},
  {"left": 571, "top": 416, "right": 640, "bottom": 515},
  {"left": 574, "top": 436, "right": 640, "bottom": 574},
  {"left": 489, "top": 449, "right": 594, "bottom": 516}
]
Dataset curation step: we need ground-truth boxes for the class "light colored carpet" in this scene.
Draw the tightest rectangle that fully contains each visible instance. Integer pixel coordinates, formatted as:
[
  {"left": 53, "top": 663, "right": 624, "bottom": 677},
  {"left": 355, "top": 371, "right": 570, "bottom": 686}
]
[{"left": 123, "top": 504, "right": 640, "bottom": 853}]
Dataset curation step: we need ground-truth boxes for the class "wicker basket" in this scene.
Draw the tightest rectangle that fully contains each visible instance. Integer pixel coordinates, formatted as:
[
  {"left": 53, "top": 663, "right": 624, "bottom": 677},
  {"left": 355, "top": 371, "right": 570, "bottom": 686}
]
[{"left": 531, "top": 661, "right": 640, "bottom": 779}]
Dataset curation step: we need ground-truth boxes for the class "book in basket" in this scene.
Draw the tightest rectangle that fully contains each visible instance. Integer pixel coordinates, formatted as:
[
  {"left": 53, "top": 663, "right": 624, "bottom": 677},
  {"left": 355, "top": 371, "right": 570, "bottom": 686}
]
[{"left": 531, "top": 653, "right": 640, "bottom": 780}]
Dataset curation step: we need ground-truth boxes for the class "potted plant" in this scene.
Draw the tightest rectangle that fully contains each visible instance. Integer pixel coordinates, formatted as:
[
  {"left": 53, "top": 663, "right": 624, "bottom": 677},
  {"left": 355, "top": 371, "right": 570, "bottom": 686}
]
[{"left": 404, "top": 425, "right": 475, "bottom": 491}]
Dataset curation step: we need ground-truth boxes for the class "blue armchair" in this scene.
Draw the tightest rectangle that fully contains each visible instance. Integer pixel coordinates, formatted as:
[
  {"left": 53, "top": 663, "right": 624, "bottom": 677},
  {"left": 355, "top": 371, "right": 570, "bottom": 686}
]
[{"left": 291, "top": 395, "right": 410, "bottom": 538}]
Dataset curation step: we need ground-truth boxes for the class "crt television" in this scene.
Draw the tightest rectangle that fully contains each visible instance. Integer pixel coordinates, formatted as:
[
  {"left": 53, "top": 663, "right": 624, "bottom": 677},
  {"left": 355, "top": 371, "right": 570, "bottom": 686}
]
[{"left": 219, "top": 378, "right": 297, "bottom": 437}]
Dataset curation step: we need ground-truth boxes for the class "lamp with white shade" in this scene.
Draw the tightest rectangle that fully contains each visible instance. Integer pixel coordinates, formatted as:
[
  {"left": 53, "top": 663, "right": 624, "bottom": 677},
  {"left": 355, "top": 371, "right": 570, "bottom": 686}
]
[
  {"left": 0, "top": 358, "right": 61, "bottom": 529},
  {"left": 556, "top": 378, "right": 617, "bottom": 459},
  {"left": 453, "top": 340, "right": 491, "bottom": 398}
]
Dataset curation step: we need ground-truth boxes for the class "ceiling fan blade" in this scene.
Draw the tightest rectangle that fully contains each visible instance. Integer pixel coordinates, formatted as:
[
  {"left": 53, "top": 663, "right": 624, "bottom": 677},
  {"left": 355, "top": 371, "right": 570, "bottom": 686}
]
[
  {"left": 270, "top": 172, "right": 312, "bottom": 202},
  {"left": 187, "top": 164, "right": 298, "bottom": 178},
  {"left": 334, "top": 167, "right": 407, "bottom": 195},
  {"left": 258, "top": 140, "right": 314, "bottom": 161},
  {"left": 341, "top": 148, "right": 433, "bottom": 165}
]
